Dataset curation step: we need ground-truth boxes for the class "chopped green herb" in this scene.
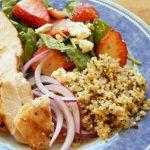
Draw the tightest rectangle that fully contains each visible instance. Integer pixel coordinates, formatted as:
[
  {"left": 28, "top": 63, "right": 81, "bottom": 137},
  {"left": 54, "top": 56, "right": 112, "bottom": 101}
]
[{"left": 127, "top": 55, "right": 142, "bottom": 65}]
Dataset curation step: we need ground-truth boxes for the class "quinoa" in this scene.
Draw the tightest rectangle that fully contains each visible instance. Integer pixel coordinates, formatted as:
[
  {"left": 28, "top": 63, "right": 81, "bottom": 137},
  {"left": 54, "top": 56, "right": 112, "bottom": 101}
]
[{"left": 52, "top": 54, "right": 148, "bottom": 139}]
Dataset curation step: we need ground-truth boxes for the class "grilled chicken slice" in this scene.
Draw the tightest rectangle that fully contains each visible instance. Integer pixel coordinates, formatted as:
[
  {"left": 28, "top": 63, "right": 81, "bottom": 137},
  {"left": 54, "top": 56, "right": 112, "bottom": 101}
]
[
  {"left": 13, "top": 96, "right": 54, "bottom": 150},
  {"left": 0, "top": 12, "right": 23, "bottom": 81},
  {"left": 0, "top": 12, "right": 54, "bottom": 149},
  {"left": 0, "top": 73, "right": 33, "bottom": 132},
  {"left": 0, "top": 12, "right": 23, "bottom": 131}
]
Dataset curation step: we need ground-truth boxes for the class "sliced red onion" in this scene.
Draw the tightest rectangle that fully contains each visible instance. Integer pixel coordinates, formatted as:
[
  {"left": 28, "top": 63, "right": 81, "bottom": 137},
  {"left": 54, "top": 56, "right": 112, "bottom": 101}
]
[
  {"left": 32, "top": 90, "right": 42, "bottom": 97},
  {"left": 34, "top": 58, "right": 76, "bottom": 100},
  {"left": 55, "top": 97, "right": 75, "bottom": 150},
  {"left": 35, "top": 84, "right": 81, "bottom": 133},
  {"left": 22, "top": 50, "right": 49, "bottom": 74},
  {"left": 61, "top": 126, "right": 98, "bottom": 139},
  {"left": 29, "top": 76, "right": 61, "bottom": 86},
  {"left": 45, "top": 84, "right": 74, "bottom": 98},
  {"left": 35, "top": 60, "right": 76, "bottom": 149},
  {"left": 50, "top": 100, "right": 63, "bottom": 146},
  {"left": 33, "top": 88, "right": 77, "bottom": 103},
  {"left": 70, "top": 103, "right": 81, "bottom": 134},
  {"left": 34, "top": 58, "right": 58, "bottom": 99},
  {"left": 76, "top": 130, "right": 98, "bottom": 139}
]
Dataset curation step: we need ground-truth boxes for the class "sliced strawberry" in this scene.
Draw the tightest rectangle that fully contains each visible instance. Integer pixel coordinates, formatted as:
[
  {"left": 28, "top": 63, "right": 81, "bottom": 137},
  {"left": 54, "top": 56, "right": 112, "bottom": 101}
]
[
  {"left": 96, "top": 29, "right": 128, "bottom": 67},
  {"left": 13, "top": 0, "right": 50, "bottom": 28},
  {"left": 49, "top": 19, "right": 71, "bottom": 37},
  {"left": 48, "top": 8, "right": 68, "bottom": 19},
  {"left": 31, "top": 46, "right": 75, "bottom": 75},
  {"left": 72, "top": 2, "right": 99, "bottom": 23}
]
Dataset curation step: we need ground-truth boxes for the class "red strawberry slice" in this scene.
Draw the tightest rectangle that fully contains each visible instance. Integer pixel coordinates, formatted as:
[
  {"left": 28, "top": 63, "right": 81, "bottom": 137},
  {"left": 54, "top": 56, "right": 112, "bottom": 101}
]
[
  {"left": 13, "top": 0, "right": 51, "bottom": 28},
  {"left": 72, "top": 2, "right": 99, "bottom": 23},
  {"left": 96, "top": 29, "right": 128, "bottom": 67}
]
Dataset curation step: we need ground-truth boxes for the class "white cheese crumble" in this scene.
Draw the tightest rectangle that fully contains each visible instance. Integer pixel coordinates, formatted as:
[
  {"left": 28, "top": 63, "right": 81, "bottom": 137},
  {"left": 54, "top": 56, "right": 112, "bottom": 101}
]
[
  {"left": 35, "top": 24, "right": 52, "bottom": 34},
  {"left": 51, "top": 68, "right": 77, "bottom": 82},
  {"left": 68, "top": 22, "right": 91, "bottom": 39},
  {"left": 79, "top": 39, "right": 94, "bottom": 53},
  {"left": 71, "top": 38, "right": 94, "bottom": 53}
]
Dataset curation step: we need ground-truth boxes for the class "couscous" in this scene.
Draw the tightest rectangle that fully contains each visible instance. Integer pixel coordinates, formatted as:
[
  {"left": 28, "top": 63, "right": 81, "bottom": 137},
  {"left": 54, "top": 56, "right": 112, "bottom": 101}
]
[{"left": 52, "top": 54, "right": 148, "bottom": 139}]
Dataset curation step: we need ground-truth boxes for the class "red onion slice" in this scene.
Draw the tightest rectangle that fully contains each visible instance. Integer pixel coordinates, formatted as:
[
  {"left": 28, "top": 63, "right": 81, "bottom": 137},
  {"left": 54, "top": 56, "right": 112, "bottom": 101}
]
[
  {"left": 34, "top": 58, "right": 58, "bottom": 99},
  {"left": 45, "top": 84, "right": 74, "bottom": 98},
  {"left": 22, "top": 50, "right": 49, "bottom": 74},
  {"left": 70, "top": 103, "right": 81, "bottom": 134},
  {"left": 61, "top": 126, "right": 98, "bottom": 139},
  {"left": 29, "top": 76, "right": 61, "bottom": 86},
  {"left": 32, "top": 90, "right": 42, "bottom": 97},
  {"left": 50, "top": 100, "right": 64, "bottom": 146},
  {"left": 34, "top": 58, "right": 76, "bottom": 100},
  {"left": 33, "top": 88, "right": 77, "bottom": 103},
  {"left": 55, "top": 97, "right": 75, "bottom": 150}
]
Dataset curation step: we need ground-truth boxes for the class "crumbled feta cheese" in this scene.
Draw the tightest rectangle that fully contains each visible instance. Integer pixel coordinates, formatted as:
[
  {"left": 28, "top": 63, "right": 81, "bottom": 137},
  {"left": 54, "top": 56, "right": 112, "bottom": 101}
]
[
  {"left": 79, "top": 39, "right": 94, "bottom": 53},
  {"left": 71, "top": 38, "right": 94, "bottom": 53},
  {"left": 55, "top": 34, "right": 65, "bottom": 42},
  {"left": 35, "top": 24, "right": 52, "bottom": 34},
  {"left": 68, "top": 22, "right": 91, "bottom": 39},
  {"left": 51, "top": 68, "right": 67, "bottom": 83},
  {"left": 51, "top": 68, "right": 77, "bottom": 82}
]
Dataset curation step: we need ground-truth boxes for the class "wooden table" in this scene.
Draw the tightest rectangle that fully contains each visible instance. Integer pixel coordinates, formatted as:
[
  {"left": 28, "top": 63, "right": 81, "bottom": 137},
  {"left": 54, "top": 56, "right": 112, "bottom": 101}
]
[{"left": 112, "top": 0, "right": 150, "bottom": 25}]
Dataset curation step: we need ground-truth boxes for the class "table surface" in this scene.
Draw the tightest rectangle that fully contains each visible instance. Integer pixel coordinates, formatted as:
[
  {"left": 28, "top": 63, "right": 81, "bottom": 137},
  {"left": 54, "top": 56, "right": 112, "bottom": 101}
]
[{"left": 112, "top": 0, "right": 150, "bottom": 25}]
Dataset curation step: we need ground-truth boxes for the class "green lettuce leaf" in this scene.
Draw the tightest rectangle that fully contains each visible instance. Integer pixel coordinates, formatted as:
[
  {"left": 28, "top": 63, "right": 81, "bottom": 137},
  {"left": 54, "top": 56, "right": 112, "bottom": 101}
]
[{"left": 93, "top": 18, "right": 112, "bottom": 44}]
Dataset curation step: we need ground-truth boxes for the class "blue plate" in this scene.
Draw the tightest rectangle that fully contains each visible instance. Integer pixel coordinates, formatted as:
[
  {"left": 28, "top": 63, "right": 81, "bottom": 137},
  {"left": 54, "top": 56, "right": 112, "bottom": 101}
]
[{"left": 0, "top": 0, "right": 150, "bottom": 150}]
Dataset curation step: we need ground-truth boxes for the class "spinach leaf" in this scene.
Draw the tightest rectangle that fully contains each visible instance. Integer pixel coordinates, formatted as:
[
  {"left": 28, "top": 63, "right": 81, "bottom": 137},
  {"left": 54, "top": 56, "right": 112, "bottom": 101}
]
[
  {"left": 11, "top": 20, "right": 28, "bottom": 32},
  {"left": 64, "top": 0, "right": 77, "bottom": 18},
  {"left": 93, "top": 18, "right": 112, "bottom": 44},
  {"left": 11, "top": 21, "right": 38, "bottom": 62},
  {"left": 24, "top": 28, "right": 38, "bottom": 62},
  {"left": 40, "top": 34, "right": 69, "bottom": 51},
  {"left": 2, "top": 0, "right": 20, "bottom": 18},
  {"left": 40, "top": 34, "right": 90, "bottom": 71},
  {"left": 66, "top": 45, "right": 91, "bottom": 71}
]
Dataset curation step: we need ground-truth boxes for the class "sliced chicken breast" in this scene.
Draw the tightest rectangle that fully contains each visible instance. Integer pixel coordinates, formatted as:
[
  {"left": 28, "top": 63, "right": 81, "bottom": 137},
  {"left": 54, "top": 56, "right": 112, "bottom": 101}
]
[
  {"left": 14, "top": 96, "right": 54, "bottom": 150},
  {"left": 0, "top": 73, "right": 33, "bottom": 132},
  {"left": 0, "top": 12, "right": 23, "bottom": 131},
  {"left": 0, "top": 12, "right": 54, "bottom": 149}
]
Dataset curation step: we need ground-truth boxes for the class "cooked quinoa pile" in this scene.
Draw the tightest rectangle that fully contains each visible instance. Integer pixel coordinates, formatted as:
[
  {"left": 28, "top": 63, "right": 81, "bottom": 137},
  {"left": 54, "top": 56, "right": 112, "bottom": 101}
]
[{"left": 52, "top": 54, "right": 148, "bottom": 139}]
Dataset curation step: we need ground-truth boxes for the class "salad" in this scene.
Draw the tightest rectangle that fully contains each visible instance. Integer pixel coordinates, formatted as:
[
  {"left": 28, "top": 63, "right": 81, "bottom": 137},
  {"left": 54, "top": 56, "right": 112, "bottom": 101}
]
[{"left": 0, "top": 0, "right": 149, "bottom": 150}]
